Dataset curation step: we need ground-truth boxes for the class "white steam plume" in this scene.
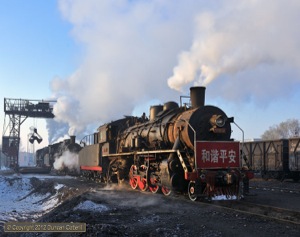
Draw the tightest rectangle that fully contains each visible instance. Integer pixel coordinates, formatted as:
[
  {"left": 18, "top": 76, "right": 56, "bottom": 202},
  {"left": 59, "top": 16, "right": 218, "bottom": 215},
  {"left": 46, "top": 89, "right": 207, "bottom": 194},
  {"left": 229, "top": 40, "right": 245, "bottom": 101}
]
[
  {"left": 53, "top": 150, "right": 79, "bottom": 173},
  {"left": 168, "top": 0, "right": 300, "bottom": 92},
  {"left": 48, "top": 0, "right": 205, "bottom": 141},
  {"left": 48, "top": 1, "right": 300, "bottom": 141}
]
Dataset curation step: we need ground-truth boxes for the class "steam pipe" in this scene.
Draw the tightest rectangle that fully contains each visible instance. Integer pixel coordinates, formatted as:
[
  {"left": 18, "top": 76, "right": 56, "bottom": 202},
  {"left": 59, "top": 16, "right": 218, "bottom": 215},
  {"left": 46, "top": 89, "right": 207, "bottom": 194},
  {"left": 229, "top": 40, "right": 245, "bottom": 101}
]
[{"left": 167, "top": 137, "right": 181, "bottom": 163}]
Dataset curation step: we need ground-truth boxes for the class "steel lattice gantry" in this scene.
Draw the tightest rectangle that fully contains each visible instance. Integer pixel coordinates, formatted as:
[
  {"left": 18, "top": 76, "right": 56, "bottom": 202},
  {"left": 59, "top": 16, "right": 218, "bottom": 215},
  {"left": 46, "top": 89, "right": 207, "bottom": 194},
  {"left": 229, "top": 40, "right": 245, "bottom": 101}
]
[{"left": 2, "top": 98, "right": 55, "bottom": 168}]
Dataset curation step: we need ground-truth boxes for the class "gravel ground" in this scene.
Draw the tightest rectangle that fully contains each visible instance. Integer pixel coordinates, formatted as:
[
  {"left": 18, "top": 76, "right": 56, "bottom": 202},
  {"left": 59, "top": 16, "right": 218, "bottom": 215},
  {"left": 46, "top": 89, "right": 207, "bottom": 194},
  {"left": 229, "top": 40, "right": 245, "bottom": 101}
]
[{"left": 1, "top": 174, "right": 299, "bottom": 237}]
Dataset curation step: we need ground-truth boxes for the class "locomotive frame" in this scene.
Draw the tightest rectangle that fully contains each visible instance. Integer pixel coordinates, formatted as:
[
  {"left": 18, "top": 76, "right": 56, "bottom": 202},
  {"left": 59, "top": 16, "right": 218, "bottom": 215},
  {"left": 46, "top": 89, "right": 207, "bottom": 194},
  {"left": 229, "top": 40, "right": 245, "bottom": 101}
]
[{"left": 79, "top": 87, "right": 247, "bottom": 201}]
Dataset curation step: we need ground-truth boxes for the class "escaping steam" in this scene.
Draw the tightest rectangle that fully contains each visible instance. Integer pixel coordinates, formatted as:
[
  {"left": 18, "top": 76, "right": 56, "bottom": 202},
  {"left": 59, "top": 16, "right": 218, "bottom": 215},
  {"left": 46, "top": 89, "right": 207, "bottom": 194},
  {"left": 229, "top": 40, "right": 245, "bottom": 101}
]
[
  {"left": 53, "top": 150, "right": 79, "bottom": 173},
  {"left": 168, "top": 0, "right": 300, "bottom": 91},
  {"left": 47, "top": 1, "right": 300, "bottom": 142},
  {"left": 48, "top": 0, "right": 199, "bottom": 141}
]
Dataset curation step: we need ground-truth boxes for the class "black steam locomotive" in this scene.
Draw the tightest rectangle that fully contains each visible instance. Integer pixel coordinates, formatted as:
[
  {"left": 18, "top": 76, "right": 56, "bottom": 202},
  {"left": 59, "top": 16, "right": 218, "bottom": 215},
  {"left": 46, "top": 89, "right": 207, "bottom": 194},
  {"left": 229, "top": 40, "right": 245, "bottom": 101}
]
[
  {"left": 79, "top": 87, "right": 246, "bottom": 201},
  {"left": 35, "top": 136, "right": 82, "bottom": 173}
]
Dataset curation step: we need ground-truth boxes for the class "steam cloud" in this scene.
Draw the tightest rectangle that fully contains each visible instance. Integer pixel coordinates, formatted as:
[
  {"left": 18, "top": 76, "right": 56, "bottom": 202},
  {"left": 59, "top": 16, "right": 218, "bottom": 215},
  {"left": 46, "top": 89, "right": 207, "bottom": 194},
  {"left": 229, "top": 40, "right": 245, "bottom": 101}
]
[
  {"left": 53, "top": 150, "right": 79, "bottom": 173},
  {"left": 48, "top": 0, "right": 199, "bottom": 141},
  {"left": 48, "top": 0, "right": 300, "bottom": 142},
  {"left": 168, "top": 0, "right": 300, "bottom": 93}
]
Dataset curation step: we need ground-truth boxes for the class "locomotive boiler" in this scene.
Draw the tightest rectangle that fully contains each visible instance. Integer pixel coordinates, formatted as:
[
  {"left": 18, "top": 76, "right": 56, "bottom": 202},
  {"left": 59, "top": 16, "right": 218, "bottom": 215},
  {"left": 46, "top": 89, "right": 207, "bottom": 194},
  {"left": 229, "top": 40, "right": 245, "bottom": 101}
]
[{"left": 79, "top": 87, "right": 244, "bottom": 201}]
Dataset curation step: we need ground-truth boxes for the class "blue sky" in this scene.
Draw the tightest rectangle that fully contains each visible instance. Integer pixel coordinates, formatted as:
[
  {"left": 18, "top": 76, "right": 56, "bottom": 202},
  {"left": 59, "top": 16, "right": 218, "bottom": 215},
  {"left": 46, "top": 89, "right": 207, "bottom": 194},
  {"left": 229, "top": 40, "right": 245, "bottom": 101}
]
[
  {"left": 0, "top": 0, "right": 77, "bottom": 150},
  {"left": 1, "top": 0, "right": 300, "bottom": 152},
  {"left": 0, "top": 0, "right": 77, "bottom": 97}
]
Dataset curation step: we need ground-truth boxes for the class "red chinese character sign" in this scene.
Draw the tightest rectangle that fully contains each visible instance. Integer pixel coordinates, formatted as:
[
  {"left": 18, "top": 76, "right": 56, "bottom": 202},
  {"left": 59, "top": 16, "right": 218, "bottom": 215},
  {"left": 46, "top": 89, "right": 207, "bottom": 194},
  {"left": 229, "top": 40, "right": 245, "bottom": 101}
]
[{"left": 196, "top": 141, "right": 240, "bottom": 169}]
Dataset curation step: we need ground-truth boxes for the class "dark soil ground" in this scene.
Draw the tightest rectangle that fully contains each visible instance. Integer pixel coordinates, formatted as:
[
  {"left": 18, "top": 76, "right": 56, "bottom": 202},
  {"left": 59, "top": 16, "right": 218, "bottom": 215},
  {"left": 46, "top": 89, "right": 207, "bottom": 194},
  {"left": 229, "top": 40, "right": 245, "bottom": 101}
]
[{"left": 1, "top": 174, "right": 300, "bottom": 237}]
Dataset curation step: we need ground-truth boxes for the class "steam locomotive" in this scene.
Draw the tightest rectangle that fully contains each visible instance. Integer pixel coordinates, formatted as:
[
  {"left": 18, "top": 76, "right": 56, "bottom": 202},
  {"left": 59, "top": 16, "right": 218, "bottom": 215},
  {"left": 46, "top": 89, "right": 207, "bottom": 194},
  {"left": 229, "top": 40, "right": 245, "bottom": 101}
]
[
  {"left": 35, "top": 136, "right": 82, "bottom": 173},
  {"left": 79, "top": 87, "right": 246, "bottom": 201}
]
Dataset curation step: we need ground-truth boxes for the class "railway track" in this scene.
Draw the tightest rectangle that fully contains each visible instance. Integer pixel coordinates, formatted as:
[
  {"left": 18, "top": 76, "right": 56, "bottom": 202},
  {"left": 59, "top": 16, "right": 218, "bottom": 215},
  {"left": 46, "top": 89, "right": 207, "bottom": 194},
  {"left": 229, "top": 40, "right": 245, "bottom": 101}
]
[
  {"left": 120, "top": 180, "right": 300, "bottom": 226},
  {"left": 115, "top": 182, "right": 300, "bottom": 226},
  {"left": 80, "top": 175, "right": 300, "bottom": 225},
  {"left": 210, "top": 200, "right": 300, "bottom": 225},
  {"left": 160, "top": 189, "right": 300, "bottom": 225},
  {"left": 250, "top": 185, "right": 300, "bottom": 194}
]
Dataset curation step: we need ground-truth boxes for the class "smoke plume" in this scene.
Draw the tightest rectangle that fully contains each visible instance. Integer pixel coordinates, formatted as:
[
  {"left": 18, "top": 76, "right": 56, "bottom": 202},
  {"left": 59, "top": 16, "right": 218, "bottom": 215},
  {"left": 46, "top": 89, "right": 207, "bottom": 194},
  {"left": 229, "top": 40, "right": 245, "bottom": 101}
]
[
  {"left": 48, "top": 0, "right": 300, "bottom": 141},
  {"left": 48, "top": 0, "right": 201, "bottom": 141},
  {"left": 168, "top": 0, "right": 300, "bottom": 95}
]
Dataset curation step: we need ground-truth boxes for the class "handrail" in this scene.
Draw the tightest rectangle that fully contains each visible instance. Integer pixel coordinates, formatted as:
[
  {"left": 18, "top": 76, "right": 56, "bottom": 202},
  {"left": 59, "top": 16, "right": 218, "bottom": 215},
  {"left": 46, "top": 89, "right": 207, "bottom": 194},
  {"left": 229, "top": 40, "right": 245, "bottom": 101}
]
[{"left": 178, "top": 119, "right": 197, "bottom": 171}]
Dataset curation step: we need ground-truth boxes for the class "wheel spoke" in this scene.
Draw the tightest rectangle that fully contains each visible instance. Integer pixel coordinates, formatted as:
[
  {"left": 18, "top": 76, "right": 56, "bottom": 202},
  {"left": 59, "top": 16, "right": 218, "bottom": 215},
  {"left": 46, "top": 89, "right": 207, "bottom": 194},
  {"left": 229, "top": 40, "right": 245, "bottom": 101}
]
[
  {"left": 149, "top": 185, "right": 160, "bottom": 193},
  {"left": 129, "top": 165, "right": 138, "bottom": 189},
  {"left": 188, "top": 181, "right": 197, "bottom": 201},
  {"left": 161, "top": 186, "right": 171, "bottom": 196},
  {"left": 139, "top": 178, "right": 148, "bottom": 191},
  {"left": 149, "top": 177, "right": 160, "bottom": 193},
  {"left": 130, "top": 177, "right": 138, "bottom": 189}
]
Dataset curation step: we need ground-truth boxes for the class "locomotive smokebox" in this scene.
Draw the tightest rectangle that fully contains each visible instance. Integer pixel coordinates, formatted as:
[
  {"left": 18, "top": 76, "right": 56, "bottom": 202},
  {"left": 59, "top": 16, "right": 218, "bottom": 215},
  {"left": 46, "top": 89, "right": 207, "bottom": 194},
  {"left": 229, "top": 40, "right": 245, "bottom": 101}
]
[
  {"left": 190, "top": 86, "right": 205, "bottom": 108},
  {"left": 70, "top": 135, "right": 76, "bottom": 144}
]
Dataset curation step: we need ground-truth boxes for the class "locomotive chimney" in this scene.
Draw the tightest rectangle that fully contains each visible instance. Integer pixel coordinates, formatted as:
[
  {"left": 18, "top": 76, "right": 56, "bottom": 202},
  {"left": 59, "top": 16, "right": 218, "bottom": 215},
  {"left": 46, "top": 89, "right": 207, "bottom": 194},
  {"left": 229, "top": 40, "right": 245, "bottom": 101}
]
[
  {"left": 70, "top": 135, "right": 76, "bottom": 144},
  {"left": 190, "top": 86, "right": 206, "bottom": 108}
]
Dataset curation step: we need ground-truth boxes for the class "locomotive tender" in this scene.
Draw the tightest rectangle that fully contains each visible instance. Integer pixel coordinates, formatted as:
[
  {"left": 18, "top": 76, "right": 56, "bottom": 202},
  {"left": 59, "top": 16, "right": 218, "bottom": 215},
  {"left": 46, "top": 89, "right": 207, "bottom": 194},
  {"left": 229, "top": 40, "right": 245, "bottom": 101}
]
[{"left": 79, "top": 87, "right": 244, "bottom": 201}]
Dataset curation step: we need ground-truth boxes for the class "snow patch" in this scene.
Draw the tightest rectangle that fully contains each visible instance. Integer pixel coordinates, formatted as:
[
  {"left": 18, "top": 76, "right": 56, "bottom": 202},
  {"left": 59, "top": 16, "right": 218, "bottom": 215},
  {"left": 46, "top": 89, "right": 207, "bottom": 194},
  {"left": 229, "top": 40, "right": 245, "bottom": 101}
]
[
  {"left": 0, "top": 175, "right": 67, "bottom": 224},
  {"left": 212, "top": 195, "right": 237, "bottom": 201},
  {"left": 74, "top": 200, "right": 109, "bottom": 212},
  {"left": 55, "top": 183, "right": 65, "bottom": 190}
]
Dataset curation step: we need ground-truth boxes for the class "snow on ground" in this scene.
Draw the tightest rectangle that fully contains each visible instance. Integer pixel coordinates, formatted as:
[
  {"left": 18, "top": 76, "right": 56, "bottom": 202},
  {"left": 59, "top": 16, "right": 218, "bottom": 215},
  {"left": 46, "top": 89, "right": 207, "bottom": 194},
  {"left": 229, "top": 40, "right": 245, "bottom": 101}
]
[
  {"left": 0, "top": 173, "right": 73, "bottom": 225},
  {"left": 74, "top": 200, "right": 109, "bottom": 212}
]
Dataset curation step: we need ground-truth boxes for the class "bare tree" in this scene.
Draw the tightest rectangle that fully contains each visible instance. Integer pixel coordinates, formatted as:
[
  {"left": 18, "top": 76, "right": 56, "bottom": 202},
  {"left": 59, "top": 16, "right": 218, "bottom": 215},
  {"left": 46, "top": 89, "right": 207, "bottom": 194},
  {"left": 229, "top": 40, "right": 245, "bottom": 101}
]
[{"left": 261, "top": 119, "right": 300, "bottom": 140}]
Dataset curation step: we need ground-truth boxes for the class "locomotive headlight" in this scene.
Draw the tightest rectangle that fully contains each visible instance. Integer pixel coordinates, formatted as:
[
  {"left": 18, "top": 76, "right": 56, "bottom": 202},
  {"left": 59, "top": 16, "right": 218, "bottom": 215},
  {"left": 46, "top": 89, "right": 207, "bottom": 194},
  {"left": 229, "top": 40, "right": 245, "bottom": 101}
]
[
  {"left": 216, "top": 116, "right": 225, "bottom": 127},
  {"left": 210, "top": 115, "right": 226, "bottom": 128}
]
